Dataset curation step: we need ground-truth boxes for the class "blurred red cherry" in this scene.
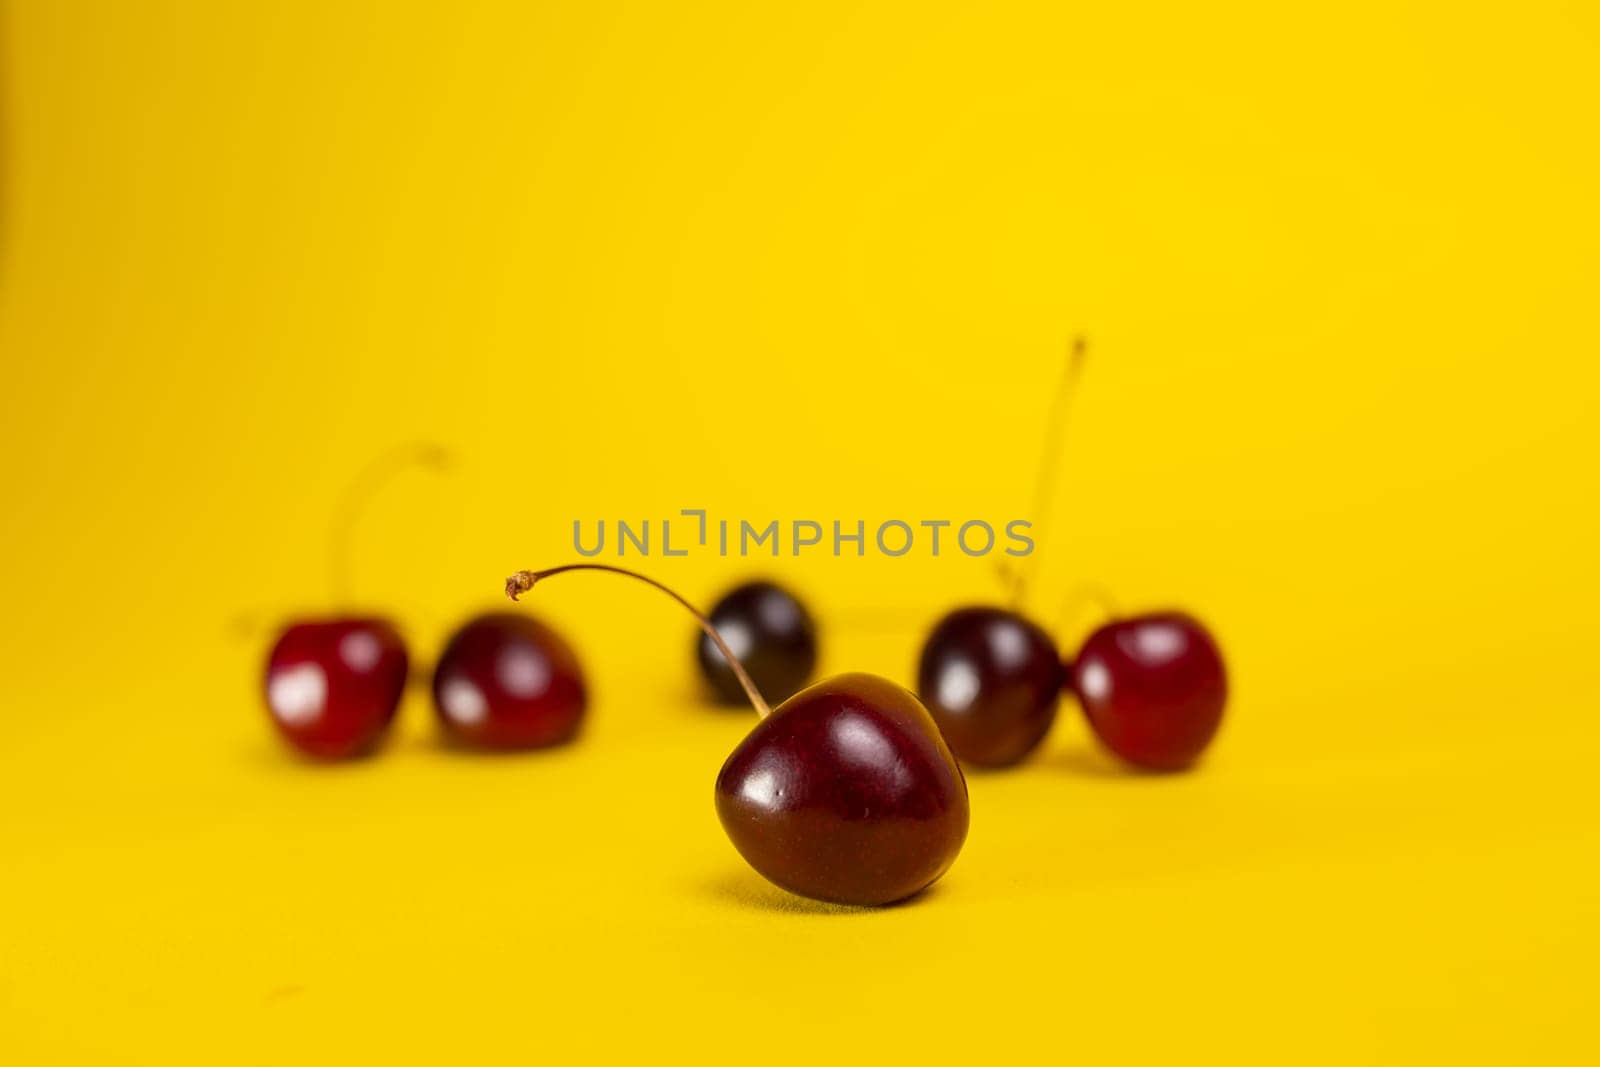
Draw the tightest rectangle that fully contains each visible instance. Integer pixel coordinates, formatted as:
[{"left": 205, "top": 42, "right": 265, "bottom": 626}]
[
  {"left": 264, "top": 618, "right": 408, "bottom": 759},
  {"left": 1070, "top": 612, "right": 1226, "bottom": 770},
  {"left": 259, "top": 443, "right": 448, "bottom": 760},
  {"left": 432, "top": 613, "right": 586, "bottom": 750}
]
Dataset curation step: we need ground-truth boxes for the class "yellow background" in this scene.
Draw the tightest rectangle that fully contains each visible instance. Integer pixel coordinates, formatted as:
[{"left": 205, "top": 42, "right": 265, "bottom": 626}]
[{"left": 2, "top": 2, "right": 1597, "bottom": 1062}]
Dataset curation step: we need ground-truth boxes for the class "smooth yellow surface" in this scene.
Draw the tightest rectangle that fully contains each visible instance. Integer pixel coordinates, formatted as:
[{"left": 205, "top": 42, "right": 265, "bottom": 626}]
[{"left": 2, "top": 2, "right": 1598, "bottom": 1062}]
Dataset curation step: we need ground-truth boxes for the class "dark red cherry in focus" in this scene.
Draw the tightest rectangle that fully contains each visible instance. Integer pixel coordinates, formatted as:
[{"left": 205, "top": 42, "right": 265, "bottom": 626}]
[
  {"left": 715, "top": 672, "right": 970, "bottom": 906},
  {"left": 917, "top": 607, "right": 1065, "bottom": 767},
  {"left": 697, "top": 580, "right": 818, "bottom": 706},
  {"left": 1070, "top": 612, "right": 1227, "bottom": 770},
  {"left": 264, "top": 617, "right": 408, "bottom": 759},
  {"left": 432, "top": 612, "right": 587, "bottom": 749},
  {"left": 505, "top": 563, "right": 970, "bottom": 908}
]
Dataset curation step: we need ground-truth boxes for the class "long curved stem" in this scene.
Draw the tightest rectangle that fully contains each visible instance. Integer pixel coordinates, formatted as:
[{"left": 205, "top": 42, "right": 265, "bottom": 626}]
[
  {"left": 1010, "top": 335, "right": 1088, "bottom": 611},
  {"left": 328, "top": 441, "right": 451, "bottom": 607},
  {"left": 505, "top": 564, "right": 773, "bottom": 719}
]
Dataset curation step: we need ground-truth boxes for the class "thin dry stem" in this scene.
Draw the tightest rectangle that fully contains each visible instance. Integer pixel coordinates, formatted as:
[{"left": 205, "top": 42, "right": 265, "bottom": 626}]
[
  {"left": 1010, "top": 334, "right": 1088, "bottom": 611},
  {"left": 328, "top": 441, "right": 452, "bottom": 607},
  {"left": 503, "top": 563, "right": 774, "bottom": 719}
]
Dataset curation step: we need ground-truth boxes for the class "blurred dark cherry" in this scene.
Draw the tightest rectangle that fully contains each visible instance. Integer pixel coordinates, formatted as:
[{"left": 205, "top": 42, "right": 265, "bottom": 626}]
[
  {"left": 715, "top": 672, "right": 969, "bottom": 906},
  {"left": 697, "top": 580, "right": 817, "bottom": 706},
  {"left": 506, "top": 565, "right": 968, "bottom": 907},
  {"left": 917, "top": 607, "right": 1065, "bottom": 768},
  {"left": 264, "top": 617, "right": 408, "bottom": 759},
  {"left": 432, "top": 613, "right": 587, "bottom": 750},
  {"left": 1070, "top": 612, "right": 1227, "bottom": 770}
]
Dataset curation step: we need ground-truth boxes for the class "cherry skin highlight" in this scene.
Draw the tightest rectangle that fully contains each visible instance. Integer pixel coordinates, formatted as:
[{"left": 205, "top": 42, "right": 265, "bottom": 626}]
[
  {"left": 264, "top": 617, "right": 408, "bottom": 759},
  {"left": 697, "top": 580, "right": 818, "bottom": 706},
  {"left": 504, "top": 564, "right": 970, "bottom": 907},
  {"left": 716, "top": 672, "right": 969, "bottom": 905},
  {"left": 432, "top": 613, "right": 586, "bottom": 750},
  {"left": 1070, "top": 612, "right": 1227, "bottom": 771},
  {"left": 917, "top": 607, "right": 1065, "bottom": 768}
]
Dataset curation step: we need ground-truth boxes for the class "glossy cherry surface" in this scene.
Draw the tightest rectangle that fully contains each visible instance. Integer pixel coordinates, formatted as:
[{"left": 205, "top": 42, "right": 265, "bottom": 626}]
[
  {"left": 1070, "top": 612, "right": 1227, "bottom": 770},
  {"left": 264, "top": 617, "right": 408, "bottom": 759},
  {"left": 917, "top": 606, "right": 1065, "bottom": 767},
  {"left": 432, "top": 613, "right": 587, "bottom": 749},
  {"left": 715, "top": 672, "right": 970, "bottom": 906},
  {"left": 697, "top": 580, "right": 818, "bottom": 706}
]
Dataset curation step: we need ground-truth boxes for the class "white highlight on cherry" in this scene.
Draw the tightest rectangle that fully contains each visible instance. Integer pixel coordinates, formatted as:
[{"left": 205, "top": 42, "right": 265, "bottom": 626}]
[
  {"left": 269, "top": 663, "right": 327, "bottom": 726},
  {"left": 1133, "top": 623, "right": 1184, "bottom": 664},
  {"left": 830, "top": 712, "right": 911, "bottom": 792},
  {"left": 705, "top": 619, "right": 753, "bottom": 664},
  {"left": 1078, "top": 660, "right": 1111, "bottom": 702},
  {"left": 987, "top": 618, "right": 1030, "bottom": 668},
  {"left": 758, "top": 594, "right": 800, "bottom": 632},
  {"left": 496, "top": 646, "right": 551, "bottom": 699},
  {"left": 739, "top": 766, "right": 782, "bottom": 810},
  {"left": 340, "top": 630, "right": 383, "bottom": 673},
  {"left": 441, "top": 679, "right": 489, "bottom": 726},
  {"left": 936, "top": 658, "right": 981, "bottom": 711}
]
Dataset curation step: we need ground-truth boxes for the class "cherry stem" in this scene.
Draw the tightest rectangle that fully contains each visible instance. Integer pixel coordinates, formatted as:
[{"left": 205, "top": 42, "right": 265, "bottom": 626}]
[
  {"left": 1056, "top": 581, "right": 1122, "bottom": 641},
  {"left": 1010, "top": 334, "right": 1088, "bottom": 611},
  {"left": 328, "top": 441, "right": 451, "bottom": 608},
  {"left": 504, "top": 563, "right": 774, "bottom": 719}
]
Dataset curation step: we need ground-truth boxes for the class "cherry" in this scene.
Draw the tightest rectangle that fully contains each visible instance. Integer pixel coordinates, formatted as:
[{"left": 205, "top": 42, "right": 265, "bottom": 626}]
[
  {"left": 432, "top": 613, "right": 587, "bottom": 750},
  {"left": 714, "top": 672, "right": 969, "bottom": 905},
  {"left": 260, "top": 444, "right": 446, "bottom": 760},
  {"left": 1070, "top": 611, "right": 1227, "bottom": 771},
  {"left": 917, "top": 607, "right": 1064, "bottom": 767},
  {"left": 696, "top": 580, "right": 818, "bottom": 706},
  {"left": 264, "top": 618, "right": 408, "bottom": 759},
  {"left": 506, "top": 564, "right": 968, "bottom": 907}
]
